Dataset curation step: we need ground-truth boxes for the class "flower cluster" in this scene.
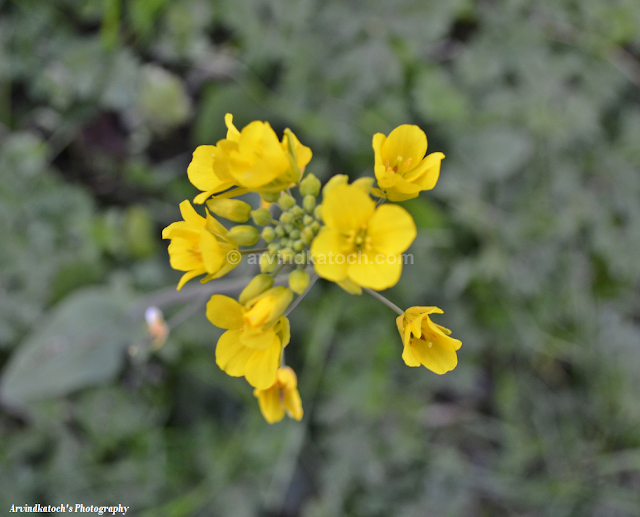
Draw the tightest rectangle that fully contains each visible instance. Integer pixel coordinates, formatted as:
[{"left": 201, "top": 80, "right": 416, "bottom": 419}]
[{"left": 162, "top": 116, "right": 461, "bottom": 423}]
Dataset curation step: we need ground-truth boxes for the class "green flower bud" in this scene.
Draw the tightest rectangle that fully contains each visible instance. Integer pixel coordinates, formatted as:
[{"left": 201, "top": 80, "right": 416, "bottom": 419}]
[
  {"left": 279, "top": 237, "right": 289, "bottom": 247},
  {"left": 311, "top": 221, "right": 320, "bottom": 233},
  {"left": 293, "top": 239, "right": 305, "bottom": 252},
  {"left": 260, "top": 252, "right": 278, "bottom": 273},
  {"left": 239, "top": 274, "right": 275, "bottom": 305},
  {"left": 279, "top": 248, "right": 295, "bottom": 263},
  {"left": 268, "top": 242, "right": 282, "bottom": 254},
  {"left": 275, "top": 225, "right": 285, "bottom": 238},
  {"left": 295, "top": 251, "right": 308, "bottom": 265},
  {"left": 206, "top": 198, "right": 252, "bottom": 223},
  {"left": 299, "top": 173, "right": 321, "bottom": 197},
  {"left": 301, "top": 227, "right": 315, "bottom": 244},
  {"left": 261, "top": 192, "right": 279, "bottom": 203},
  {"left": 284, "top": 223, "right": 296, "bottom": 234},
  {"left": 227, "top": 225, "right": 260, "bottom": 247},
  {"left": 322, "top": 174, "right": 348, "bottom": 198},
  {"left": 279, "top": 211, "right": 294, "bottom": 225},
  {"left": 251, "top": 208, "right": 273, "bottom": 226},
  {"left": 289, "top": 229, "right": 301, "bottom": 240},
  {"left": 303, "top": 214, "right": 314, "bottom": 226},
  {"left": 303, "top": 195, "right": 316, "bottom": 213},
  {"left": 289, "top": 269, "right": 310, "bottom": 295},
  {"left": 291, "top": 205, "right": 305, "bottom": 217},
  {"left": 261, "top": 226, "right": 275, "bottom": 243},
  {"left": 278, "top": 193, "right": 296, "bottom": 210},
  {"left": 314, "top": 205, "right": 322, "bottom": 221}
]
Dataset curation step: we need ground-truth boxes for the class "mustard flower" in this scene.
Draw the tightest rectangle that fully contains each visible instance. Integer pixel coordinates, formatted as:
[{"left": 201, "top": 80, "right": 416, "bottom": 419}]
[
  {"left": 162, "top": 200, "right": 239, "bottom": 289},
  {"left": 227, "top": 118, "right": 312, "bottom": 193},
  {"left": 310, "top": 184, "right": 416, "bottom": 290},
  {"left": 372, "top": 125, "right": 444, "bottom": 202},
  {"left": 396, "top": 307, "right": 461, "bottom": 374},
  {"left": 253, "top": 366, "right": 303, "bottom": 424},
  {"left": 207, "top": 287, "right": 294, "bottom": 389}
]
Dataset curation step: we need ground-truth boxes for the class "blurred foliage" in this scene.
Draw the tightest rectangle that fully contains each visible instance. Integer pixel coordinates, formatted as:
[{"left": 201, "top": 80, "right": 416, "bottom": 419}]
[{"left": 1, "top": 0, "right": 640, "bottom": 515}]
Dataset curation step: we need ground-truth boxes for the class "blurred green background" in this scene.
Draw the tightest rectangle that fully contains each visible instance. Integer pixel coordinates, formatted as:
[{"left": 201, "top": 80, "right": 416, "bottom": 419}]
[{"left": 2, "top": 0, "right": 640, "bottom": 515}]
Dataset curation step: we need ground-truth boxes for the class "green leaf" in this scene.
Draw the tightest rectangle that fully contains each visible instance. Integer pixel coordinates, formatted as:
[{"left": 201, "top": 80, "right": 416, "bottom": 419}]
[{"left": 0, "top": 287, "right": 135, "bottom": 407}]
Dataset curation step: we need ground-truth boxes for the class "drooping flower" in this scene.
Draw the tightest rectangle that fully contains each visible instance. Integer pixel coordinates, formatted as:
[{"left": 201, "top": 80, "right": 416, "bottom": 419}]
[
  {"left": 372, "top": 125, "right": 444, "bottom": 202},
  {"left": 207, "top": 287, "right": 294, "bottom": 389},
  {"left": 310, "top": 184, "right": 416, "bottom": 291},
  {"left": 396, "top": 307, "right": 461, "bottom": 374},
  {"left": 162, "top": 200, "right": 239, "bottom": 289},
  {"left": 253, "top": 366, "right": 303, "bottom": 423}
]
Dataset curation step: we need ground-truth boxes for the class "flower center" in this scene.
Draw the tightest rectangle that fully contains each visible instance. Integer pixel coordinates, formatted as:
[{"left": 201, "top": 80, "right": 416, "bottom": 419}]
[
  {"left": 384, "top": 156, "right": 413, "bottom": 175},
  {"left": 347, "top": 225, "right": 371, "bottom": 251}
]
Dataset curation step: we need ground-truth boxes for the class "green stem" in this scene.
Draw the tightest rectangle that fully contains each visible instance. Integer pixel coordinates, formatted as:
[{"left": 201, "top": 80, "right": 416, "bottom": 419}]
[
  {"left": 240, "top": 248, "right": 267, "bottom": 255},
  {"left": 363, "top": 288, "right": 404, "bottom": 316},
  {"left": 284, "top": 274, "right": 319, "bottom": 317}
]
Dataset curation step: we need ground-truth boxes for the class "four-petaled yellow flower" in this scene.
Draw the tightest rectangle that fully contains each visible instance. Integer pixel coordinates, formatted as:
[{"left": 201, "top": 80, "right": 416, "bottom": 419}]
[
  {"left": 253, "top": 366, "right": 303, "bottom": 424},
  {"left": 188, "top": 113, "right": 312, "bottom": 203},
  {"left": 397, "top": 307, "right": 461, "bottom": 374},
  {"left": 207, "top": 287, "right": 294, "bottom": 389},
  {"left": 162, "top": 200, "right": 239, "bottom": 290},
  {"left": 311, "top": 184, "right": 416, "bottom": 291},
  {"left": 372, "top": 125, "right": 444, "bottom": 202}
]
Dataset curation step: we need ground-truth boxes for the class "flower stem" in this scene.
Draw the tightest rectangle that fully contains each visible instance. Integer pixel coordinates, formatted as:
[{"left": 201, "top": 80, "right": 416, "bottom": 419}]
[
  {"left": 240, "top": 248, "right": 267, "bottom": 255},
  {"left": 284, "top": 274, "right": 319, "bottom": 317},
  {"left": 363, "top": 288, "right": 404, "bottom": 316}
]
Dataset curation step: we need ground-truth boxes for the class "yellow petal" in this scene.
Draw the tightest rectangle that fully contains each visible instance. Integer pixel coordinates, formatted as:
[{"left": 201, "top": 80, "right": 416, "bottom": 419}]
[
  {"left": 167, "top": 237, "right": 202, "bottom": 271},
  {"left": 274, "top": 317, "right": 291, "bottom": 348},
  {"left": 321, "top": 185, "right": 375, "bottom": 233},
  {"left": 179, "top": 200, "right": 206, "bottom": 227},
  {"left": 239, "top": 327, "right": 279, "bottom": 350},
  {"left": 216, "top": 329, "right": 252, "bottom": 376},
  {"left": 177, "top": 268, "right": 205, "bottom": 290},
  {"left": 404, "top": 152, "right": 444, "bottom": 187},
  {"left": 347, "top": 251, "right": 402, "bottom": 290},
  {"left": 411, "top": 337, "right": 458, "bottom": 375},
  {"left": 380, "top": 125, "right": 427, "bottom": 172},
  {"left": 367, "top": 204, "right": 417, "bottom": 255},
  {"left": 244, "top": 342, "right": 281, "bottom": 389},
  {"left": 283, "top": 386, "right": 303, "bottom": 420},
  {"left": 225, "top": 113, "right": 241, "bottom": 142},
  {"left": 193, "top": 189, "right": 216, "bottom": 205},
  {"left": 187, "top": 145, "right": 217, "bottom": 191},
  {"left": 372, "top": 133, "right": 386, "bottom": 167},
  {"left": 402, "top": 343, "right": 421, "bottom": 367},
  {"left": 310, "top": 229, "right": 350, "bottom": 282},
  {"left": 206, "top": 295, "right": 244, "bottom": 329},
  {"left": 277, "top": 366, "right": 298, "bottom": 388},
  {"left": 199, "top": 229, "right": 224, "bottom": 273},
  {"left": 256, "top": 386, "right": 285, "bottom": 423}
]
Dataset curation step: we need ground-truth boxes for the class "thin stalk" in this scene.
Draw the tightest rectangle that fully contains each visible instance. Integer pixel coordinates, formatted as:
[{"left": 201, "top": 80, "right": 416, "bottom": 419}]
[
  {"left": 240, "top": 248, "right": 267, "bottom": 255},
  {"left": 284, "top": 274, "right": 319, "bottom": 317},
  {"left": 363, "top": 288, "right": 404, "bottom": 316}
]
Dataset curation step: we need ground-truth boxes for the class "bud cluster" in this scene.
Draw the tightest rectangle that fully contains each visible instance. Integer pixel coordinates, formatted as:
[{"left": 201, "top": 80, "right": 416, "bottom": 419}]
[{"left": 250, "top": 174, "right": 322, "bottom": 294}]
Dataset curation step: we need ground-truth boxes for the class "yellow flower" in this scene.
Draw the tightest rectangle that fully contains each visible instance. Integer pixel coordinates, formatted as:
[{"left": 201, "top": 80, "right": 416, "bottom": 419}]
[
  {"left": 310, "top": 184, "right": 416, "bottom": 291},
  {"left": 227, "top": 118, "right": 312, "bottom": 193},
  {"left": 162, "top": 200, "right": 239, "bottom": 289},
  {"left": 207, "top": 287, "right": 294, "bottom": 389},
  {"left": 187, "top": 114, "right": 239, "bottom": 204},
  {"left": 253, "top": 366, "right": 303, "bottom": 424},
  {"left": 372, "top": 125, "right": 444, "bottom": 202},
  {"left": 396, "top": 307, "right": 461, "bottom": 374}
]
